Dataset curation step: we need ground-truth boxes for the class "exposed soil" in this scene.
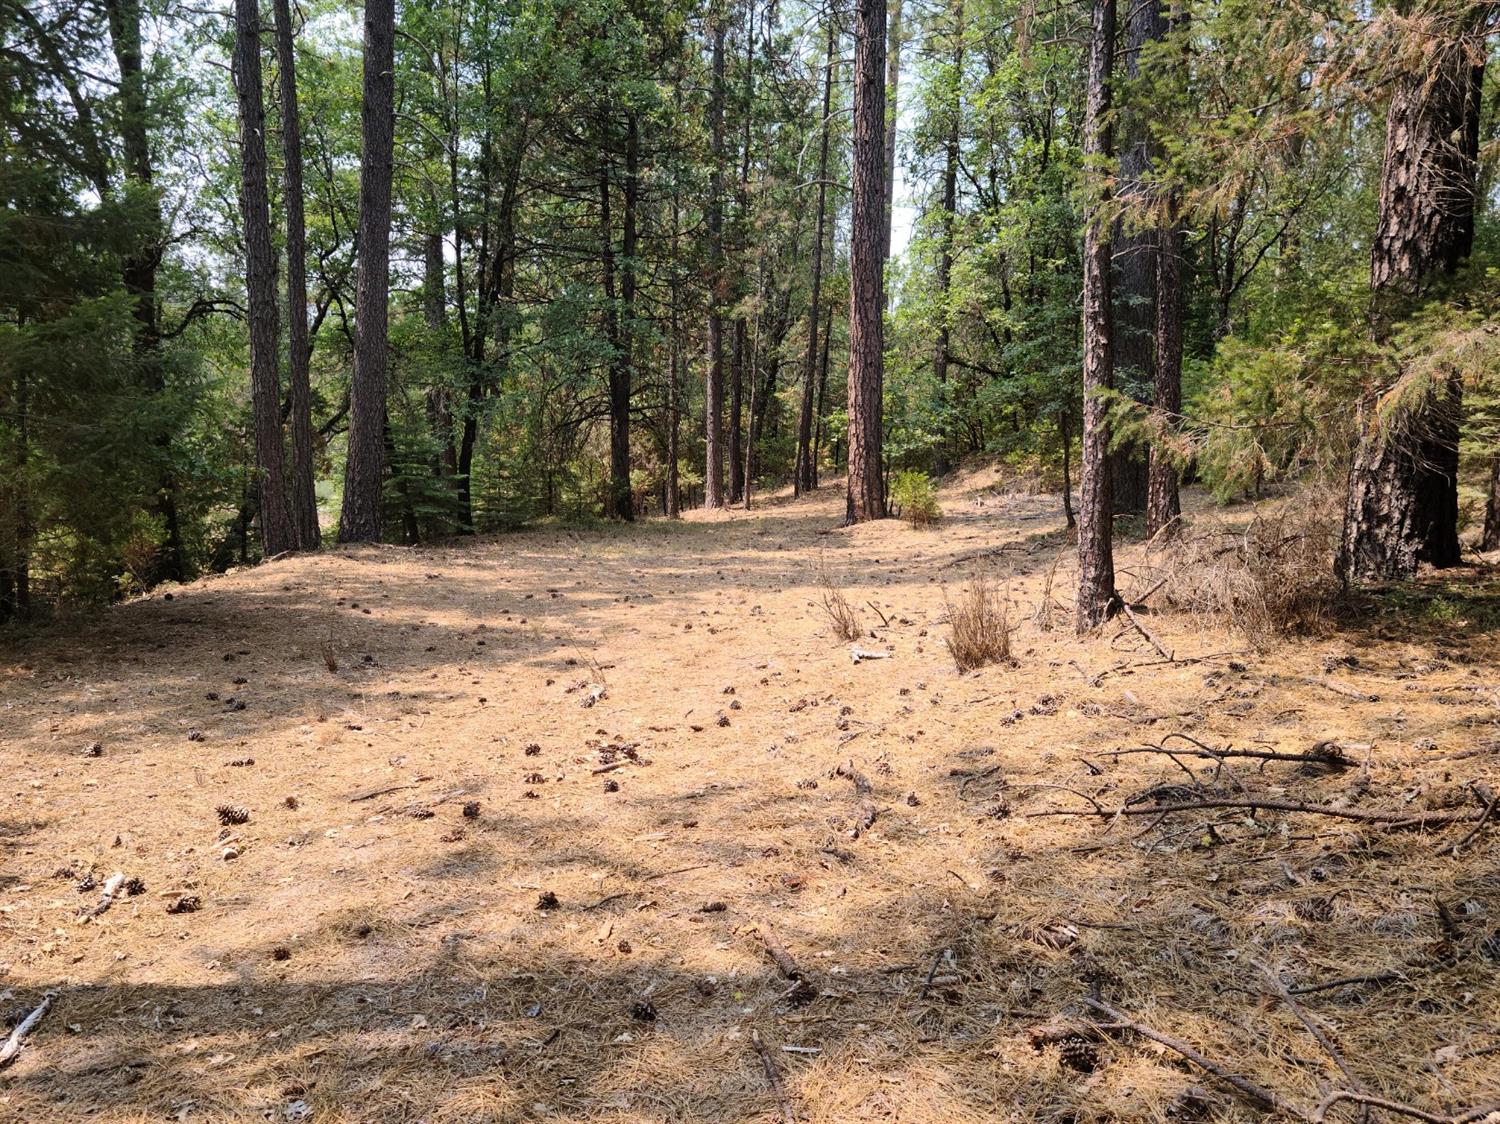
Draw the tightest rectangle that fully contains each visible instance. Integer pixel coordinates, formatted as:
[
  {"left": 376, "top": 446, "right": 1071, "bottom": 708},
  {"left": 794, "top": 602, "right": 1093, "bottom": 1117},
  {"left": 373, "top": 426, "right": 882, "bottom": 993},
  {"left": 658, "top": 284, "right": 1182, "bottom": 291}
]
[{"left": 3, "top": 469, "right": 1499, "bottom": 1123}]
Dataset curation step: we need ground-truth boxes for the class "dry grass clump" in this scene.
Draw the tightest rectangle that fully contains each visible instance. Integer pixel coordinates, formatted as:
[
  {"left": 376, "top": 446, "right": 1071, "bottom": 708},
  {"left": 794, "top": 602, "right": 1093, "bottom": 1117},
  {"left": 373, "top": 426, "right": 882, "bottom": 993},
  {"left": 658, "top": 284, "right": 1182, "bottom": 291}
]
[
  {"left": 820, "top": 575, "right": 862, "bottom": 642},
  {"left": 944, "top": 570, "right": 1014, "bottom": 671},
  {"left": 1154, "top": 490, "right": 1342, "bottom": 645}
]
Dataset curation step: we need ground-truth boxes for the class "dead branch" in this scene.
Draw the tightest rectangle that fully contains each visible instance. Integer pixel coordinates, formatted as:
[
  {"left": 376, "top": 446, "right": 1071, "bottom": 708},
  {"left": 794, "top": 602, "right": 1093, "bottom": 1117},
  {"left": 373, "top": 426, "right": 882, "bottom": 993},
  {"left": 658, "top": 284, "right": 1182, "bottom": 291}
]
[
  {"left": 1256, "top": 962, "right": 1364, "bottom": 1092},
  {"left": 1312, "top": 1091, "right": 1500, "bottom": 1124},
  {"left": 0, "top": 992, "right": 55, "bottom": 1068},
  {"left": 864, "top": 601, "right": 890, "bottom": 628},
  {"left": 1083, "top": 997, "right": 1305, "bottom": 1118},
  {"left": 754, "top": 921, "right": 815, "bottom": 1002},
  {"left": 77, "top": 872, "right": 126, "bottom": 921},
  {"left": 1118, "top": 600, "right": 1173, "bottom": 660},
  {"left": 1437, "top": 784, "right": 1498, "bottom": 857},
  {"left": 918, "top": 948, "right": 953, "bottom": 1000},
  {"left": 751, "top": 1029, "right": 797, "bottom": 1124},
  {"left": 1287, "top": 969, "right": 1406, "bottom": 995},
  {"left": 1302, "top": 676, "right": 1379, "bottom": 703},
  {"left": 1029, "top": 797, "right": 1486, "bottom": 830}
]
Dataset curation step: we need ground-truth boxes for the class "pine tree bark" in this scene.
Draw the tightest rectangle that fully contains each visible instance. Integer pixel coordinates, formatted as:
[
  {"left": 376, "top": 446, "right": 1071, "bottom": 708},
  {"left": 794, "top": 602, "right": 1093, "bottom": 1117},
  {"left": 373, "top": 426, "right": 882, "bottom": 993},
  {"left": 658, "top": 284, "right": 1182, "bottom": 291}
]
[
  {"left": 795, "top": 14, "right": 836, "bottom": 496},
  {"left": 846, "top": 0, "right": 887, "bottom": 524},
  {"left": 931, "top": 0, "right": 962, "bottom": 478},
  {"left": 1076, "top": 0, "right": 1119, "bottom": 632},
  {"left": 273, "top": 0, "right": 320, "bottom": 550},
  {"left": 338, "top": 0, "right": 396, "bottom": 543},
  {"left": 1146, "top": 193, "right": 1184, "bottom": 538},
  {"left": 1338, "top": 27, "right": 1484, "bottom": 583},
  {"left": 704, "top": 17, "right": 728, "bottom": 510},
  {"left": 233, "top": 0, "right": 295, "bottom": 557}
]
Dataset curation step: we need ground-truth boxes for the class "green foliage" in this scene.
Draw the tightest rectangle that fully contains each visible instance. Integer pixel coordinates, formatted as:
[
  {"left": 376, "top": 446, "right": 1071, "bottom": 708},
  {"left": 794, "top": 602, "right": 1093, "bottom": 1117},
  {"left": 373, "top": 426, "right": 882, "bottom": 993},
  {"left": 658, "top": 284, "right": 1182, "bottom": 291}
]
[{"left": 890, "top": 469, "right": 942, "bottom": 526}]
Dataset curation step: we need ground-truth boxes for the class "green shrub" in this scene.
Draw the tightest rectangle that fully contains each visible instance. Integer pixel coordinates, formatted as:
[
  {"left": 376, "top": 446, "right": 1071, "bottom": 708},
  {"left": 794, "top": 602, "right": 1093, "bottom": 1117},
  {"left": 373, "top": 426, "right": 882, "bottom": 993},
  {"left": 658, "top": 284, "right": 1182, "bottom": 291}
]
[{"left": 891, "top": 469, "right": 941, "bottom": 526}]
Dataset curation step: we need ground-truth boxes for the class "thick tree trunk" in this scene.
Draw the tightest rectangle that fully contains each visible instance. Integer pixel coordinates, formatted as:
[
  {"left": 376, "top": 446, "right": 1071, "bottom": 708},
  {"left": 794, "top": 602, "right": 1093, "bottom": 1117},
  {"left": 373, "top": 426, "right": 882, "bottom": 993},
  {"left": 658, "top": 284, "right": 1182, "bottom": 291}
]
[
  {"left": 931, "top": 0, "right": 962, "bottom": 478},
  {"left": 1147, "top": 195, "right": 1184, "bottom": 538},
  {"left": 796, "top": 15, "right": 836, "bottom": 496},
  {"left": 105, "top": 0, "right": 184, "bottom": 583},
  {"left": 1338, "top": 33, "right": 1483, "bottom": 582},
  {"left": 846, "top": 0, "right": 887, "bottom": 524},
  {"left": 704, "top": 18, "right": 728, "bottom": 509},
  {"left": 1076, "top": 0, "right": 1119, "bottom": 632},
  {"left": 339, "top": 0, "right": 396, "bottom": 543},
  {"left": 273, "top": 0, "right": 320, "bottom": 550},
  {"left": 233, "top": 0, "right": 295, "bottom": 557}
]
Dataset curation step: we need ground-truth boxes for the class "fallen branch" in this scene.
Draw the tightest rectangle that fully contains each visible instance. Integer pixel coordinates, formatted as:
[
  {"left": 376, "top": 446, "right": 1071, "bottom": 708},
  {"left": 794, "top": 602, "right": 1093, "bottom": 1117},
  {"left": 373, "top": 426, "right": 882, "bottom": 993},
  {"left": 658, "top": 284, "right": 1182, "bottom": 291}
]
[
  {"left": 1312, "top": 1091, "right": 1500, "bottom": 1124},
  {"left": 0, "top": 992, "right": 55, "bottom": 1067},
  {"left": 864, "top": 601, "right": 891, "bottom": 628},
  {"left": 1118, "top": 601, "right": 1172, "bottom": 661},
  {"left": 1029, "top": 796, "right": 1486, "bottom": 830},
  {"left": 77, "top": 872, "right": 126, "bottom": 921},
  {"left": 1256, "top": 962, "right": 1363, "bottom": 1092},
  {"left": 1083, "top": 997, "right": 1302, "bottom": 1117},
  {"left": 850, "top": 646, "right": 891, "bottom": 663},
  {"left": 1437, "top": 784, "right": 1498, "bottom": 857},
  {"left": 917, "top": 948, "right": 952, "bottom": 1001},
  {"left": 750, "top": 1029, "right": 797, "bottom": 1124},
  {"left": 1302, "top": 676, "right": 1378, "bottom": 703}
]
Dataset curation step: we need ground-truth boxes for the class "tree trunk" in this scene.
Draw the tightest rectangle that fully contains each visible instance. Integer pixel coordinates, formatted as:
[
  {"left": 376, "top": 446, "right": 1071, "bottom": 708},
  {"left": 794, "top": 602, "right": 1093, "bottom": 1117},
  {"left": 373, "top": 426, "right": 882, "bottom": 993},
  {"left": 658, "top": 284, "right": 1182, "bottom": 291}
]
[
  {"left": 233, "top": 0, "right": 295, "bottom": 557},
  {"left": 931, "top": 0, "right": 962, "bottom": 478},
  {"left": 796, "top": 14, "right": 836, "bottom": 496},
  {"left": 1060, "top": 410, "right": 1076, "bottom": 531},
  {"left": 882, "top": 0, "right": 902, "bottom": 264},
  {"left": 668, "top": 118, "right": 683, "bottom": 520},
  {"left": 729, "top": 4, "right": 756, "bottom": 506},
  {"left": 1147, "top": 192, "right": 1184, "bottom": 538},
  {"left": 1338, "top": 30, "right": 1483, "bottom": 582},
  {"left": 1109, "top": 0, "right": 1163, "bottom": 517},
  {"left": 601, "top": 114, "right": 638, "bottom": 521},
  {"left": 105, "top": 0, "right": 184, "bottom": 583},
  {"left": 339, "top": 0, "right": 396, "bottom": 543},
  {"left": 1076, "top": 0, "right": 1119, "bottom": 632},
  {"left": 273, "top": 0, "right": 320, "bottom": 550},
  {"left": 704, "top": 18, "right": 728, "bottom": 509},
  {"left": 1483, "top": 452, "right": 1500, "bottom": 552},
  {"left": 846, "top": 0, "right": 887, "bottom": 524}
]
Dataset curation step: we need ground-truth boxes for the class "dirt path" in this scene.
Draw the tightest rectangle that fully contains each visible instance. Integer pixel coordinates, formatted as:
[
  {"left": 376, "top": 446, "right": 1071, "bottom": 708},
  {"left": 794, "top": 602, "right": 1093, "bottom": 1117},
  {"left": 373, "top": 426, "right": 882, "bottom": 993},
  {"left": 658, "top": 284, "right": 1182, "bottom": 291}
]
[{"left": 3, "top": 471, "right": 1498, "bottom": 1123}]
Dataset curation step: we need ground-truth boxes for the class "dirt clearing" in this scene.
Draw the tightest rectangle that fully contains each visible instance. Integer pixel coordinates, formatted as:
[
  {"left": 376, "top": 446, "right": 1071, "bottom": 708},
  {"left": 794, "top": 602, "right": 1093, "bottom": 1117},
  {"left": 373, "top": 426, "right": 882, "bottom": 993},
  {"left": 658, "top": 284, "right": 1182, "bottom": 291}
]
[{"left": 3, "top": 471, "right": 1499, "bottom": 1123}]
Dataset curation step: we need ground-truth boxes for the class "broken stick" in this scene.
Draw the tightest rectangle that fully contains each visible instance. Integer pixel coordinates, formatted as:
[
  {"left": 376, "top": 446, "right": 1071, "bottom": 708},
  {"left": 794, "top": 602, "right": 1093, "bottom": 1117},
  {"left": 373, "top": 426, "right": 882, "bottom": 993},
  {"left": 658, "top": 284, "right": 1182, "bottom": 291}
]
[
  {"left": 750, "top": 1029, "right": 796, "bottom": 1123},
  {"left": 78, "top": 872, "right": 126, "bottom": 921},
  {"left": 0, "top": 992, "right": 55, "bottom": 1068}
]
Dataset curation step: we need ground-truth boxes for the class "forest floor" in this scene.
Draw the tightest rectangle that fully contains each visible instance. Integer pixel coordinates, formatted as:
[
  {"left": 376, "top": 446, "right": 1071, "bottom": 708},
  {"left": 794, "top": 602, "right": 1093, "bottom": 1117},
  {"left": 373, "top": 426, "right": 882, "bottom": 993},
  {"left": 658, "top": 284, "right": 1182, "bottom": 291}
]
[{"left": 3, "top": 467, "right": 1500, "bottom": 1124}]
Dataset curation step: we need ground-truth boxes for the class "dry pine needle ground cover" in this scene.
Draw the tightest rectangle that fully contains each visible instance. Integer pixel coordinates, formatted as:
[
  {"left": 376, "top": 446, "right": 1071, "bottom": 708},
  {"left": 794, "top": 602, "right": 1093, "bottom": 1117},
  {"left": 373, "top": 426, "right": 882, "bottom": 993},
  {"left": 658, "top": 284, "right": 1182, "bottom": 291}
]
[{"left": 2, "top": 468, "right": 1499, "bottom": 1124}]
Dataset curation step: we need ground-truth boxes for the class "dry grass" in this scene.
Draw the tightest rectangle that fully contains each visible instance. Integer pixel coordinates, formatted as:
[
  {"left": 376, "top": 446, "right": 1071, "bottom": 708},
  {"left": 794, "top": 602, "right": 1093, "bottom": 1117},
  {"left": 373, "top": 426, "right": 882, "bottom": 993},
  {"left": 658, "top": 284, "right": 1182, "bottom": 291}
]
[
  {"left": 818, "top": 570, "right": 863, "bottom": 642},
  {"left": 944, "top": 570, "right": 1014, "bottom": 671},
  {"left": 1150, "top": 488, "right": 1343, "bottom": 646},
  {"left": 2, "top": 479, "right": 1499, "bottom": 1124}
]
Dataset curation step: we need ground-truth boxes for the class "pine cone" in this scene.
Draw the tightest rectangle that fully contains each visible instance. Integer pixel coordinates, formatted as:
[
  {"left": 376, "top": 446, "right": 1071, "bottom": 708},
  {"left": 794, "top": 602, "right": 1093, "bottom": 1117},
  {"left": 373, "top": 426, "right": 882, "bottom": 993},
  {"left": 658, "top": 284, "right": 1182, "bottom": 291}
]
[
  {"left": 462, "top": 801, "right": 480, "bottom": 819},
  {"left": 216, "top": 804, "right": 250, "bottom": 826},
  {"left": 124, "top": 877, "right": 147, "bottom": 896},
  {"left": 167, "top": 896, "right": 201, "bottom": 914},
  {"left": 1058, "top": 1034, "right": 1099, "bottom": 1073}
]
